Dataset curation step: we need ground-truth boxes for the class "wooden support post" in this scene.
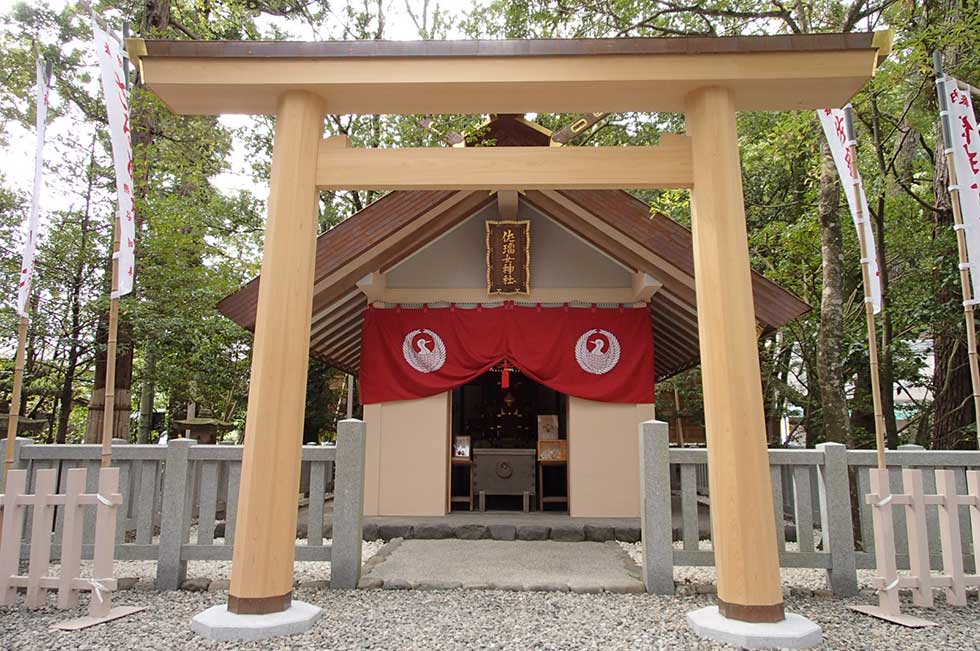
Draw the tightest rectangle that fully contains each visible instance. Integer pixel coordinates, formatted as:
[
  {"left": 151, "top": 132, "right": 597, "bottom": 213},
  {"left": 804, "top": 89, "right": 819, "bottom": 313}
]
[
  {"left": 902, "top": 468, "right": 933, "bottom": 607},
  {"left": 228, "top": 90, "right": 325, "bottom": 615},
  {"left": 672, "top": 384, "right": 685, "bottom": 446},
  {"left": 935, "top": 469, "right": 967, "bottom": 606},
  {"left": 867, "top": 468, "right": 901, "bottom": 613},
  {"left": 3, "top": 314, "right": 29, "bottom": 474},
  {"left": 346, "top": 375, "right": 354, "bottom": 419},
  {"left": 684, "top": 85, "right": 784, "bottom": 623}
]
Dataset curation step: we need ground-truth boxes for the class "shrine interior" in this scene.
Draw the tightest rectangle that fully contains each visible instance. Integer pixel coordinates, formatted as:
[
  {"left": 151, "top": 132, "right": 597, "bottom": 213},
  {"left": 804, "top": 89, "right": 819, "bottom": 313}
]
[{"left": 450, "top": 368, "right": 569, "bottom": 512}]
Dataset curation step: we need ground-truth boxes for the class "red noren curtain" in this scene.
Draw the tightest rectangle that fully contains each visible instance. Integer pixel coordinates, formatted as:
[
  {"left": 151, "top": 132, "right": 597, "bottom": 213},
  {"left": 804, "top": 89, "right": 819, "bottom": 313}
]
[{"left": 359, "top": 303, "right": 654, "bottom": 404}]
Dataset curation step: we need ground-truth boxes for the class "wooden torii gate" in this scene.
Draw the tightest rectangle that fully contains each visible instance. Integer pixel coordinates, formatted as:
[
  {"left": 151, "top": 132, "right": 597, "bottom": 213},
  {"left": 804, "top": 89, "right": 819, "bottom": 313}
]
[{"left": 130, "top": 33, "right": 889, "bottom": 624}]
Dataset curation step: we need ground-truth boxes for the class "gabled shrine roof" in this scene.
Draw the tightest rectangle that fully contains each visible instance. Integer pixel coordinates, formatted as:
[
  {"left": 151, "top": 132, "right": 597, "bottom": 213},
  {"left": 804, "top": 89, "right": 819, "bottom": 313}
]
[{"left": 217, "top": 116, "right": 809, "bottom": 379}]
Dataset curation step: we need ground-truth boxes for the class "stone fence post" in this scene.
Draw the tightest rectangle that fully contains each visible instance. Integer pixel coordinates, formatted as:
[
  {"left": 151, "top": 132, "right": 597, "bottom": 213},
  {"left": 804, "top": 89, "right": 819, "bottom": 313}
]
[
  {"left": 639, "top": 420, "right": 674, "bottom": 594},
  {"left": 0, "top": 437, "right": 32, "bottom": 487},
  {"left": 157, "top": 438, "right": 195, "bottom": 590},
  {"left": 330, "top": 418, "right": 366, "bottom": 589},
  {"left": 815, "top": 441, "right": 857, "bottom": 596}
]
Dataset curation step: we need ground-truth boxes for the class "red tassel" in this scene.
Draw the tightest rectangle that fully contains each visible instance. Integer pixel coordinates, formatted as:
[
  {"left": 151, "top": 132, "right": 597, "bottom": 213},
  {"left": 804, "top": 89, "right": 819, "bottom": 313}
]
[{"left": 501, "top": 361, "right": 511, "bottom": 389}]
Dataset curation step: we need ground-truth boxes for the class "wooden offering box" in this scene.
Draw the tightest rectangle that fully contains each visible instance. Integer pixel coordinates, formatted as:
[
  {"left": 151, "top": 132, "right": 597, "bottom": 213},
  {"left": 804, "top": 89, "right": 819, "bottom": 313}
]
[{"left": 472, "top": 448, "right": 535, "bottom": 512}]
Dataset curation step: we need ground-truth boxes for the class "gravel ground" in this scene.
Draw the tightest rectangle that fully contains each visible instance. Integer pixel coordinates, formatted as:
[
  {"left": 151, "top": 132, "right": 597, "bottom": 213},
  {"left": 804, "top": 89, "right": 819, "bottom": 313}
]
[
  {"left": 2, "top": 584, "right": 978, "bottom": 650},
  {"left": 1, "top": 540, "right": 978, "bottom": 650},
  {"left": 618, "top": 541, "right": 884, "bottom": 592}
]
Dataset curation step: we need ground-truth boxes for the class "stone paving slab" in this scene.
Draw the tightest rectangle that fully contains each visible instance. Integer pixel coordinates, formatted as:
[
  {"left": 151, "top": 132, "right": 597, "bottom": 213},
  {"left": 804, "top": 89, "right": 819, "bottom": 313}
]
[{"left": 360, "top": 539, "right": 645, "bottom": 593}]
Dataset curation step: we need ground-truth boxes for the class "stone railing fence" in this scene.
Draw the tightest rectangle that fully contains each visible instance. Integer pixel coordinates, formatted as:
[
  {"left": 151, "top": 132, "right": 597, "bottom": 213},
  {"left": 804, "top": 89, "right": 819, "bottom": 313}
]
[
  {"left": 0, "top": 419, "right": 367, "bottom": 591},
  {"left": 640, "top": 420, "right": 980, "bottom": 597},
  {"left": 4, "top": 418, "right": 978, "bottom": 596}
]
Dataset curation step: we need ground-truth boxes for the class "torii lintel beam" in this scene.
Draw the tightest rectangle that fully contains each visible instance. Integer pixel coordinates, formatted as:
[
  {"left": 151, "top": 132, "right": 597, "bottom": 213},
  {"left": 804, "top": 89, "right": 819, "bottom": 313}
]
[{"left": 316, "top": 135, "right": 692, "bottom": 190}]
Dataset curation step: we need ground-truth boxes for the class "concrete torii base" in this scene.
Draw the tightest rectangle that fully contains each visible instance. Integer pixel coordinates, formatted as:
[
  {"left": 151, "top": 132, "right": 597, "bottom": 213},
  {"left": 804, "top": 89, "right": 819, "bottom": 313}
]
[
  {"left": 191, "top": 601, "right": 322, "bottom": 642},
  {"left": 687, "top": 606, "right": 822, "bottom": 649}
]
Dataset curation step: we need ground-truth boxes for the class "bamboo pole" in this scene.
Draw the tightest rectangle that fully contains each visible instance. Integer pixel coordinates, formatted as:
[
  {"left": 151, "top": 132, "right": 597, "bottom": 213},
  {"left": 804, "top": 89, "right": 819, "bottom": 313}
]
[
  {"left": 933, "top": 54, "right": 980, "bottom": 450},
  {"left": 99, "top": 219, "right": 120, "bottom": 468},
  {"left": 3, "top": 314, "right": 30, "bottom": 474},
  {"left": 842, "top": 107, "right": 888, "bottom": 470}
]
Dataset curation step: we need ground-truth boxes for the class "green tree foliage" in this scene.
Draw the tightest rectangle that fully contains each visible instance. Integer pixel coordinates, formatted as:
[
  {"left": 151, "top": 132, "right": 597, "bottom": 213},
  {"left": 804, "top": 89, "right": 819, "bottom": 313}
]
[{"left": 1, "top": 0, "right": 979, "bottom": 449}]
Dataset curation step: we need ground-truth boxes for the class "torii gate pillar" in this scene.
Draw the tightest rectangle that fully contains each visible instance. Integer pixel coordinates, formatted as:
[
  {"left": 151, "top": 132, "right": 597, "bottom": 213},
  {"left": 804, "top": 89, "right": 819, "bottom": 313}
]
[
  {"left": 685, "top": 85, "right": 785, "bottom": 622},
  {"left": 227, "top": 90, "right": 326, "bottom": 615}
]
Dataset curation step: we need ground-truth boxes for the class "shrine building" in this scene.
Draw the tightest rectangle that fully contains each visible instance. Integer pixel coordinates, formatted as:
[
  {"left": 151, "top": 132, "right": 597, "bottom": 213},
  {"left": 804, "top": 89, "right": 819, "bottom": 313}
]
[{"left": 218, "top": 114, "right": 808, "bottom": 519}]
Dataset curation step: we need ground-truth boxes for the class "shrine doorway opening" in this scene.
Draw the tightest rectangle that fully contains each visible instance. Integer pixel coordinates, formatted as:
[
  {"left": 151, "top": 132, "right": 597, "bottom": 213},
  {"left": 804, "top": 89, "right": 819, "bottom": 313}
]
[{"left": 450, "top": 366, "right": 569, "bottom": 513}]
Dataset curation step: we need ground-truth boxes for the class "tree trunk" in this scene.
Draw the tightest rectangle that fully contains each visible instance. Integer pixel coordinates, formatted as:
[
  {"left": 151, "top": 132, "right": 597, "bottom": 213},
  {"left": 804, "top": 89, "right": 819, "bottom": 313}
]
[
  {"left": 850, "top": 364, "right": 876, "bottom": 442},
  {"left": 85, "top": 317, "right": 133, "bottom": 442},
  {"left": 137, "top": 347, "right": 155, "bottom": 443},
  {"left": 816, "top": 139, "right": 851, "bottom": 445},
  {"left": 764, "top": 338, "right": 792, "bottom": 447},
  {"left": 869, "top": 100, "right": 898, "bottom": 447},
  {"left": 57, "top": 137, "right": 96, "bottom": 444}
]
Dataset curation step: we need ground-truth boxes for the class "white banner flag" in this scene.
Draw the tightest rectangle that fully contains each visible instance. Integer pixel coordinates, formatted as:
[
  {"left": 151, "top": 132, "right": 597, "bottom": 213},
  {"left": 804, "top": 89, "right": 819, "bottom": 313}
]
[
  {"left": 817, "top": 108, "right": 883, "bottom": 314},
  {"left": 93, "top": 22, "right": 136, "bottom": 296},
  {"left": 944, "top": 77, "right": 980, "bottom": 304},
  {"left": 16, "top": 58, "right": 51, "bottom": 317}
]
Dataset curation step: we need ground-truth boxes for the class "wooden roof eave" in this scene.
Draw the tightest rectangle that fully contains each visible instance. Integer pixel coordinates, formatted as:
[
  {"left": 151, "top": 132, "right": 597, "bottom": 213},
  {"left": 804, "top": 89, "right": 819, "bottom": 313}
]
[{"left": 218, "top": 189, "right": 465, "bottom": 331}]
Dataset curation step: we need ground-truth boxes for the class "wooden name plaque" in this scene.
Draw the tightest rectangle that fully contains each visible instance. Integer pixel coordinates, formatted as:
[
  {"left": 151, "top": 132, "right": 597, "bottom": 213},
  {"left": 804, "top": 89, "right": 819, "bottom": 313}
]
[{"left": 486, "top": 220, "right": 530, "bottom": 295}]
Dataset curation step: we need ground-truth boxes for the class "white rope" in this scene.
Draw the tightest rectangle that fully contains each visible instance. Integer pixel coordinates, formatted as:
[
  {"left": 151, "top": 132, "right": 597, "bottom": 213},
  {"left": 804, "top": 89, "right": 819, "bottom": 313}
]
[
  {"left": 945, "top": 147, "right": 954, "bottom": 155},
  {"left": 936, "top": 76, "right": 946, "bottom": 86},
  {"left": 860, "top": 257, "right": 874, "bottom": 264},
  {"left": 959, "top": 263, "right": 973, "bottom": 270},
  {"left": 109, "top": 291, "right": 121, "bottom": 299},
  {"left": 964, "top": 298, "right": 980, "bottom": 307},
  {"left": 846, "top": 139, "right": 858, "bottom": 147},
  {"left": 940, "top": 110, "right": 950, "bottom": 117},
  {"left": 95, "top": 493, "right": 113, "bottom": 507},
  {"left": 111, "top": 251, "right": 121, "bottom": 260},
  {"left": 864, "top": 297, "right": 876, "bottom": 304},
  {"left": 882, "top": 577, "right": 901, "bottom": 592},
  {"left": 873, "top": 494, "right": 894, "bottom": 508},
  {"left": 87, "top": 578, "right": 113, "bottom": 603},
  {"left": 949, "top": 185, "right": 963, "bottom": 192},
  {"left": 953, "top": 223, "right": 967, "bottom": 231}
]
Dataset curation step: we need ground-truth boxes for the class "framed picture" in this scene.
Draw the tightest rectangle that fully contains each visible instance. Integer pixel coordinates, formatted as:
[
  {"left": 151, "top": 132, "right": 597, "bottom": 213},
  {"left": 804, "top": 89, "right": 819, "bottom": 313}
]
[
  {"left": 453, "top": 435, "right": 471, "bottom": 458},
  {"left": 537, "top": 415, "right": 559, "bottom": 440}
]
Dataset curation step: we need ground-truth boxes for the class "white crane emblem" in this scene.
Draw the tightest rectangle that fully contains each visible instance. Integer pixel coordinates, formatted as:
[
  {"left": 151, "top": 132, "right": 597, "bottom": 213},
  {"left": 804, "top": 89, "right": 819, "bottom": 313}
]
[
  {"left": 575, "top": 329, "right": 621, "bottom": 375},
  {"left": 402, "top": 329, "right": 447, "bottom": 373}
]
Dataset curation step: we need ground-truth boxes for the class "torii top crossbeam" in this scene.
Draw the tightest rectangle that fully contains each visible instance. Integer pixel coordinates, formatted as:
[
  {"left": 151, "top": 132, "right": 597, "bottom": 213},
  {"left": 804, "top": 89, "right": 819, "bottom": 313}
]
[{"left": 129, "top": 32, "right": 890, "bottom": 116}]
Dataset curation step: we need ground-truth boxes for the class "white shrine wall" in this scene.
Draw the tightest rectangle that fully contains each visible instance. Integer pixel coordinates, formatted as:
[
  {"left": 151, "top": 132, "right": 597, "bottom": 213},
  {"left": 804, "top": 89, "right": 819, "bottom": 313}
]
[
  {"left": 567, "top": 398, "right": 655, "bottom": 518},
  {"left": 362, "top": 392, "right": 450, "bottom": 516}
]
